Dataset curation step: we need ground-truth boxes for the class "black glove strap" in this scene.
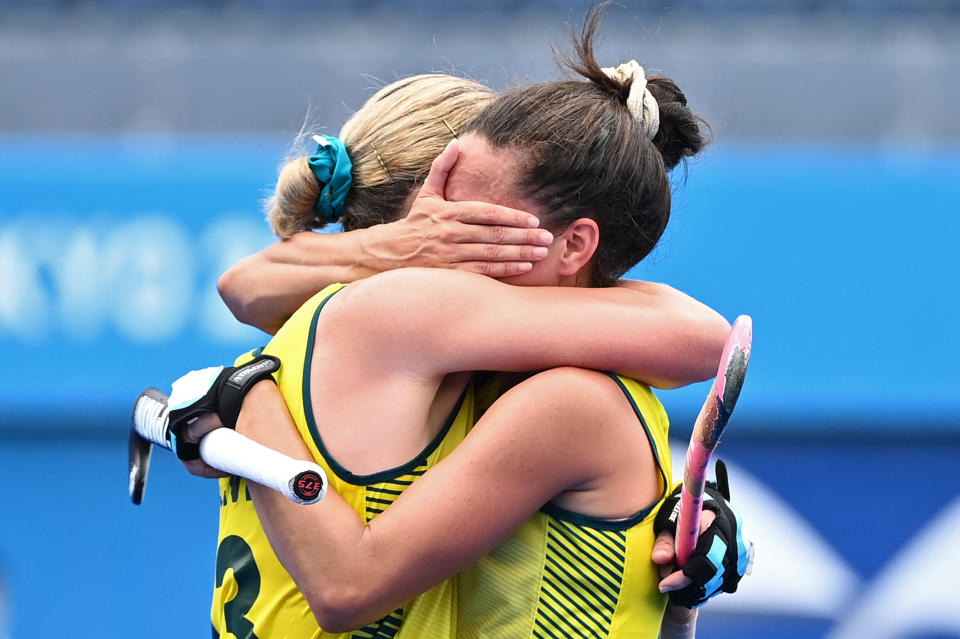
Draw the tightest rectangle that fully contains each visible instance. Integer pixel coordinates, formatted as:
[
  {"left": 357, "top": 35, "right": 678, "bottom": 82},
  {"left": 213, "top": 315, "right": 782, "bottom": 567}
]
[
  {"left": 168, "top": 355, "right": 281, "bottom": 461},
  {"left": 216, "top": 355, "right": 281, "bottom": 430}
]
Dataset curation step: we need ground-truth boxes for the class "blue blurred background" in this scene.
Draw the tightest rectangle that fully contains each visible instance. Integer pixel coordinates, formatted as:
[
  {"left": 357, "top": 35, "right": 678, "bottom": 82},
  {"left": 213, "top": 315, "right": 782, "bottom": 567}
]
[{"left": 1, "top": 1, "right": 958, "bottom": 638}]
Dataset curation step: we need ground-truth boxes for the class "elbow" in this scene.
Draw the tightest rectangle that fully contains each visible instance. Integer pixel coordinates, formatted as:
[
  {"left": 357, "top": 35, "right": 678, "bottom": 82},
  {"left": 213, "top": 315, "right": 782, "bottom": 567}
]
[
  {"left": 218, "top": 262, "right": 283, "bottom": 334},
  {"left": 705, "top": 311, "right": 733, "bottom": 364},
  {"left": 686, "top": 311, "right": 734, "bottom": 385},
  {"left": 653, "top": 312, "right": 732, "bottom": 390},
  {"left": 300, "top": 544, "right": 395, "bottom": 632},
  {"left": 306, "top": 583, "right": 379, "bottom": 633},
  {"left": 217, "top": 266, "right": 250, "bottom": 325},
  {"left": 650, "top": 378, "right": 685, "bottom": 391}
]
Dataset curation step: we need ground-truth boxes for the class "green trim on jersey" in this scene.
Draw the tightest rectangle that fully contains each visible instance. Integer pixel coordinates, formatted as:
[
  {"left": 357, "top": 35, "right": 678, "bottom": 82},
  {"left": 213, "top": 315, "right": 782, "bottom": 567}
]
[
  {"left": 539, "top": 372, "right": 669, "bottom": 531},
  {"left": 299, "top": 287, "right": 468, "bottom": 486}
]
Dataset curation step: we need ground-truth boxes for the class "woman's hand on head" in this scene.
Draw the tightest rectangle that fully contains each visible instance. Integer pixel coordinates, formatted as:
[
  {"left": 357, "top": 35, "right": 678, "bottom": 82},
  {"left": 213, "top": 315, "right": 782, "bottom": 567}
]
[{"left": 363, "top": 140, "right": 554, "bottom": 278}]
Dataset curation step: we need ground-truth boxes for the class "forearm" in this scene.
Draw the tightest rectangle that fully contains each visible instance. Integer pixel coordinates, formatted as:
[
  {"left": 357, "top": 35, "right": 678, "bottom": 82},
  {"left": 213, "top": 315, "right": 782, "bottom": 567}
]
[
  {"left": 236, "top": 383, "right": 424, "bottom": 630},
  {"left": 615, "top": 280, "right": 731, "bottom": 388},
  {"left": 341, "top": 269, "right": 730, "bottom": 389},
  {"left": 218, "top": 229, "right": 386, "bottom": 334},
  {"left": 247, "top": 478, "right": 384, "bottom": 631},
  {"left": 660, "top": 606, "right": 698, "bottom": 639}
]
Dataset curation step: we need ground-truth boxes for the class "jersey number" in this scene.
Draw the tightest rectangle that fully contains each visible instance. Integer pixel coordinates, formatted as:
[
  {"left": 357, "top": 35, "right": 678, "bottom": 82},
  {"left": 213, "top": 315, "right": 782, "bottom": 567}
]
[{"left": 215, "top": 535, "right": 261, "bottom": 639}]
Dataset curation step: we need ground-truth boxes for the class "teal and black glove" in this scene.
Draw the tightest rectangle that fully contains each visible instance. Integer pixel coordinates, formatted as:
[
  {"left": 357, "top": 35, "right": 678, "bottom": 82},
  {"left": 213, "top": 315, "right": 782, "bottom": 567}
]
[{"left": 653, "top": 460, "right": 754, "bottom": 608}]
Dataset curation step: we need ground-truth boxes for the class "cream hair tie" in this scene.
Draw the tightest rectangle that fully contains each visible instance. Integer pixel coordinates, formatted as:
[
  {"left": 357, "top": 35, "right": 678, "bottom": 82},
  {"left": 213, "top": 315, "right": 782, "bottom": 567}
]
[{"left": 601, "top": 60, "right": 660, "bottom": 141}]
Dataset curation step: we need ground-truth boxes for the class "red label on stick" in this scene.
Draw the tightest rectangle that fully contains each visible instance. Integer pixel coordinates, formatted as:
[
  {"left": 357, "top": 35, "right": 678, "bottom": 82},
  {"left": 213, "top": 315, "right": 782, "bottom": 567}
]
[{"left": 294, "top": 471, "right": 323, "bottom": 500}]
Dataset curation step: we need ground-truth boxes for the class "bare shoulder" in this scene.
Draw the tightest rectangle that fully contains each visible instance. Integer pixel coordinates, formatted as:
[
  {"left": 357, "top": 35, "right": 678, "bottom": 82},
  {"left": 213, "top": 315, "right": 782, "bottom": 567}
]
[
  {"left": 495, "top": 367, "right": 639, "bottom": 440},
  {"left": 513, "top": 366, "right": 624, "bottom": 398},
  {"left": 486, "top": 367, "right": 659, "bottom": 516},
  {"left": 617, "top": 278, "right": 687, "bottom": 298}
]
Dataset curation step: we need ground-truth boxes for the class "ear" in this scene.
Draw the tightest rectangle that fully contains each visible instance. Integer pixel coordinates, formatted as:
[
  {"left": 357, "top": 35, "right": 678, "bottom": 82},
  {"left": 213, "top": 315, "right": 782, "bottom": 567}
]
[{"left": 556, "top": 218, "right": 600, "bottom": 278}]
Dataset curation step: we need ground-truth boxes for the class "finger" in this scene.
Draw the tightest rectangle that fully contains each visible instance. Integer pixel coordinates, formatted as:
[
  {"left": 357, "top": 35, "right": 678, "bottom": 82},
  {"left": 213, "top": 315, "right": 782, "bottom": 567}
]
[
  {"left": 183, "top": 459, "right": 228, "bottom": 479},
  {"left": 453, "top": 224, "right": 554, "bottom": 247},
  {"left": 444, "top": 201, "right": 541, "bottom": 229},
  {"left": 452, "top": 261, "right": 535, "bottom": 278},
  {"left": 659, "top": 570, "right": 694, "bottom": 593},
  {"left": 651, "top": 530, "right": 677, "bottom": 565},
  {"left": 183, "top": 413, "right": 225, "bottom": 444},
  {"left": 451, "top": 243, "right": 550, "bottom": 264},
  {"left": 419, "top": 139, "right": 459, "bottom": 200}
]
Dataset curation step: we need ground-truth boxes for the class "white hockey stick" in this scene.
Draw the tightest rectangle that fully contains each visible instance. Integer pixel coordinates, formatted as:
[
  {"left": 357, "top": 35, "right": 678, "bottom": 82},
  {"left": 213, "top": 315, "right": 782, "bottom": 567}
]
[{"left": 129, "top": 387, "right": 327, "bottom": 506}]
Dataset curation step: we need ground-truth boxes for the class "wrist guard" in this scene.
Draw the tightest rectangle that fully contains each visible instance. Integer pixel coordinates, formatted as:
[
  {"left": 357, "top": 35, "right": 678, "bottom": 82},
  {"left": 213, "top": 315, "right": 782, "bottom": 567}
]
[
  {"left": 654, "top": 459, "right": 754, "bottom": 608},
  {"left": 167, "top": 355, "right": 281, "bottom": 461}
]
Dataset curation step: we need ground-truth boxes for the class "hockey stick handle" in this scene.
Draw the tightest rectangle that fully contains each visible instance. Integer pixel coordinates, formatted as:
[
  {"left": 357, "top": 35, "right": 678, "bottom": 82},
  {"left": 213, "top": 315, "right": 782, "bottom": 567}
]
[
  {"left": 675, "top": 436, "right": 716, "bottom": 566},
  {"left": 130, "top": 393, "right": 327, "bottom": 506},
  {"left": 675, "top": 315, "right": 752, "bottom": 566},
  {"left": 199, "top": 428, "right": 328, "bottom": 505}
]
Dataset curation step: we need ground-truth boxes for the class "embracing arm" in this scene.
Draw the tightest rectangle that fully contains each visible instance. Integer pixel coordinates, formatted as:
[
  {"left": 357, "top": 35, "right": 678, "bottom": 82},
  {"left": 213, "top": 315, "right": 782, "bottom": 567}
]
[
  {"left": 218, "top": 220, "right": 554, "bottom": 335},
  {"left": 219, "top": 142, "right": 552, "bottom": 334},
  {"left": 328, "top": 268, "right": 729, "bottom": 388},
  {"left": 614, "top": 279, "right": 730, "bottom": 387},
  {"left": 238, "top": 372, "right": 623, "bottom": 631},
  {"left": 216, "top": 140, "right": 726, "bottom": 366},
  {"left": 218, "top": 231, "right": 379, "bottom": 335}
]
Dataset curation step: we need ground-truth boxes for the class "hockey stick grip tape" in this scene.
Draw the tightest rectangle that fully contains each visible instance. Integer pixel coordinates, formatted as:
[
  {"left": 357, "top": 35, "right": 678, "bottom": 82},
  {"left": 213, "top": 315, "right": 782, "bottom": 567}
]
[
  {"left": 675, "top": 440, "right": 712, "bottom": 566},
  {"left": 199, "top": 428, "right": 328, "bottom": 505}
]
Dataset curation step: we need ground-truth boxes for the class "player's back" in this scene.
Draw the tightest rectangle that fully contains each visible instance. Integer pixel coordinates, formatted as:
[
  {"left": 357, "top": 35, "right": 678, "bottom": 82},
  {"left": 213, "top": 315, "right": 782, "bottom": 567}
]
[
  {"left": 212, "top": 283, "right": 471, "bottom": 639},
  {"left": 455, "top": 374, "right": 673, "bottom": 639}
]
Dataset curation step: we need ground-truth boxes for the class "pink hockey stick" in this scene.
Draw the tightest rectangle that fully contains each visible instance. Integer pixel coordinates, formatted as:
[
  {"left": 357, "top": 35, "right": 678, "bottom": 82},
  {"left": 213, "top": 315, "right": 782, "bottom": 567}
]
[{"left": 675, "top": 315, "right": 752, "bottom": 566}]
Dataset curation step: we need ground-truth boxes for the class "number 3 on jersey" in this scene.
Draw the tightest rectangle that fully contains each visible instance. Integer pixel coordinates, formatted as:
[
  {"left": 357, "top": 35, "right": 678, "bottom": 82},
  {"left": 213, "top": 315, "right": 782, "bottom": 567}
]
[{"left": 214, "top": 535, "right": 262, "bottom": 639}]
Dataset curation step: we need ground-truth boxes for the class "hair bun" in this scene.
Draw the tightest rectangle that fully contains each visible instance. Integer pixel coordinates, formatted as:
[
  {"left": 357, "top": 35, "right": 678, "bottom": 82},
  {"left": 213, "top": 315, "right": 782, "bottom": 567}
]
[
  {"left": 645, "top": 76, "right": 709, "bottom": 171},
  {"left": 601, "top": 60, "right": 660, "bottom": 141}
]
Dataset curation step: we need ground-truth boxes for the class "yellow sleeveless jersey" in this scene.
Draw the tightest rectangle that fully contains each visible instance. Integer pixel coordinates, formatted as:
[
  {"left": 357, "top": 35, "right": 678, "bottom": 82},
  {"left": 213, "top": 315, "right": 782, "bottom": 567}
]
[
  {"left": 459, "top": 373, "right": 673, "bottom": 639},
  {"left": 212, "top": 283, "right": 470, "bottom": 639}
]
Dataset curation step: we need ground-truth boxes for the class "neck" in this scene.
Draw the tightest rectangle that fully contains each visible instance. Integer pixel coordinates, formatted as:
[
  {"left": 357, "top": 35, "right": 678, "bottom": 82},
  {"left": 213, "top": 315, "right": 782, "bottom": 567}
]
[{"left": 563, "top": 267, "right": 594, "bottom": 288}]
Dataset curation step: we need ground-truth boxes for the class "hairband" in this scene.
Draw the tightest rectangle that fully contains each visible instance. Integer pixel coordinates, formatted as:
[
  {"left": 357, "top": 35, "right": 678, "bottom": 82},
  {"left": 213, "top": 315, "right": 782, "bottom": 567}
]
[
  {"left": 308, "top": 134, "right": 353, "bottom": 223},
  {"left": 601, "top": 60, "right": 660, "bottom": 141}
]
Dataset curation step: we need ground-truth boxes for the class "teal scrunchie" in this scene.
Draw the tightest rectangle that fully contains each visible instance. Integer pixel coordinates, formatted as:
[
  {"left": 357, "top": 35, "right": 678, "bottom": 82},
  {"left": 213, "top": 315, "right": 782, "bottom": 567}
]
[{"left": 307, "top": 134, "right": 353, "bottom": 223}]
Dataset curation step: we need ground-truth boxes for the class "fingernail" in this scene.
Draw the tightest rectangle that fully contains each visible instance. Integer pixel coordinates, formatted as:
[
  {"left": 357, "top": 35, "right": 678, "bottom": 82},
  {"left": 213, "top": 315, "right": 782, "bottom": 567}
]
[
  {"left": 538, "top": 231, "right": 554, "bottom": 244},
  {"left": 659, "top": 585, "right": 669, "bottom": 594},
  {"left": 533, "top": 247, "right": 549, "bottom": 258},
  {"left": 518, "top": 262, "right": 533, "bottom": 272},
  {"left": 527, "top": 216, "right": 540, "bottom": 227}
]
